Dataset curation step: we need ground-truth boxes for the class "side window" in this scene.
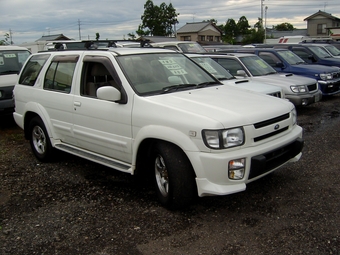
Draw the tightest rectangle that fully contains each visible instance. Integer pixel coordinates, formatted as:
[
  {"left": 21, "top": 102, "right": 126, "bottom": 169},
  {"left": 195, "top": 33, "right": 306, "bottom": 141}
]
[
  {"left": 291, "top": 49, "right": 310, "bottom": 63},
  {"left": 18, "top": 54, "right": 50, "bottom": 86},
  {"left": 82, "top": 62, "right": 119, "bottom": 97},
  {"left": 214, "top": 58, "right": 243, "bottom": 76},
  {"left": 44, "top": 61, "right": 76, "bottom": 93},
  {"left": 258, "top": 52, "right": 281, "bottom": 67},
  {"left": 163, "top": 45, "right": 179, "bottom": 51}
]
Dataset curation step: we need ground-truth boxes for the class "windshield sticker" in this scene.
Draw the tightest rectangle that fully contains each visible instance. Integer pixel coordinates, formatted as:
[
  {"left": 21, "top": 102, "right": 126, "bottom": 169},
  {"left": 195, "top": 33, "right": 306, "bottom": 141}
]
[
  {"left": 255, "top": 59, "right": 268, "bottom": 68},
  {"left": 4, "top": 54, "right": 16, "bottom": 58},
  {"left": 199, "top": 62, "right": 217, "bottom": 73},
  {"left": 0, "top": 57, "right": 4, "bottom": 65},
  {"left": 159, "top": 59, "right": 187, "bottom": 75}
]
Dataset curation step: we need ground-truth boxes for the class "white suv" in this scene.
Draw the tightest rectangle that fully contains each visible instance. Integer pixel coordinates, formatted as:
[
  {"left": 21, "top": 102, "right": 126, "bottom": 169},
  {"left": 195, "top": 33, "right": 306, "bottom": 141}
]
[{"left": 13, "top": 47, "right": 304, "bottom": 209}]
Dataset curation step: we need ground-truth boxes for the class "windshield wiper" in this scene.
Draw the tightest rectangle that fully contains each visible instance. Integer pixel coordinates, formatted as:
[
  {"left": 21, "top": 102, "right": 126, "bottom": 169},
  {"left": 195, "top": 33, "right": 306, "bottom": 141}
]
[
  {"left": 161, "top": 84, "right": 197, "bottom": 93},
  {"left": 196, "top": 81, "right": 220, "bottom": 88},
  {"left": 264, "top": 71, "right": 277, "bottom": 75},
  {"left": 0, "top": 70, "right": 19, "bottom": 75}
]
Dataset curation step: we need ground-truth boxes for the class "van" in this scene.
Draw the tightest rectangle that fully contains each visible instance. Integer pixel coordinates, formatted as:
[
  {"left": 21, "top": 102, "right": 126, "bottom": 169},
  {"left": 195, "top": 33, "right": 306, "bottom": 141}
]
[{"left": 0, "top": 46, "right": 31, "bottom": 116}]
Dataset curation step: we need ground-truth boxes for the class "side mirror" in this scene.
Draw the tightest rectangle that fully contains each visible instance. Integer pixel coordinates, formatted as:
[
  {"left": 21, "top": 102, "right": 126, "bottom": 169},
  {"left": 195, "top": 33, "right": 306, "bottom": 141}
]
[
  {"left": 97, "top": 86, "right": 121, "bottom": 102},
  {"left": 276, "top": 62, "right": 284, "bottom": 68},
  {"left": 236, "top": 70, "right": 247, "bottom": 77}
]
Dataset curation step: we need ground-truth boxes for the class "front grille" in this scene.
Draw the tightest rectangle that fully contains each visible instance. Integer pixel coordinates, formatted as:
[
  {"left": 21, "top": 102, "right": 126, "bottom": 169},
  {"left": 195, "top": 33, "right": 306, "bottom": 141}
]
[
  {"left": 307, "top": 83, "right": 317, "bottom": 92},
  {"left": 249, "top": 138, "right": 304, "bottom": 179},
  {"left": 254, "top": 126, "right": 288, "bottom": 142},
  {"left": 324, "top": 80, "right": 340, "bottom": 93},
  {"left": 254, "top": 113, "right": 290, "bottom": 129}
]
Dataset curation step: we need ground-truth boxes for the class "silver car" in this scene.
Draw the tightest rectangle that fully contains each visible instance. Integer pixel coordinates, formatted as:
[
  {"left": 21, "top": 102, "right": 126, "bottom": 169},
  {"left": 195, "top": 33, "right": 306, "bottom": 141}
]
[{"left": 206, "top": 53, "right": 322, "bottom": 106}]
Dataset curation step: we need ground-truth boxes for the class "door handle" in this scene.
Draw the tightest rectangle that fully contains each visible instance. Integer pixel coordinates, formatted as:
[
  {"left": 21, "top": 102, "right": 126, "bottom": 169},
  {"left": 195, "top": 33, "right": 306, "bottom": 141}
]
[{"left": 74, "top": 101, "right": 81, "bottom": 107}]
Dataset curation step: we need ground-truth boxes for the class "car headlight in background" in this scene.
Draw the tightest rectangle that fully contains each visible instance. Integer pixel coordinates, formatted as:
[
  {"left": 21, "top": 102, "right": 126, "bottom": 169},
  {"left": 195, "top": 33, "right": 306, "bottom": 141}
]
[
  {"left": 202, "top": 127, "right": 245, "bottom": 149},
  {"left": 290, "top": 85, "right": 307, "bottom": 93},
  {"left": 319, "top": 73, "right": 333, "bottom": 80}
]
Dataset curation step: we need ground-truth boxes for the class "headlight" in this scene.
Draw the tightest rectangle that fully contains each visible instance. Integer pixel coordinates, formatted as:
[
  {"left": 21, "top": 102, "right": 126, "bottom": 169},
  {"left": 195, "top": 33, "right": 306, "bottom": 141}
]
[
  {"left": 291, "top": 107, "right": 297, "bottom": 125},
  {"left": 290, "top": 85, "right": 307, "bottom": 93},
  {"left": 202, "top": 127, "right": 244, "bottom": 149},
  {"left": 320, "top": 73, "right": 333, "bottom": 80}
]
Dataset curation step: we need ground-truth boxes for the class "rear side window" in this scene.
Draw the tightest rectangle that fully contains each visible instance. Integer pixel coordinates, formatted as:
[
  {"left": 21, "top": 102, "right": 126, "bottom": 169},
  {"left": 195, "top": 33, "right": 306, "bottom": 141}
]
[
  {"left": 44, "top": 55, "right": 79, "bottom": 93},
  {"left": 19, "top": 54, "right": 50, "bottom": 86}
]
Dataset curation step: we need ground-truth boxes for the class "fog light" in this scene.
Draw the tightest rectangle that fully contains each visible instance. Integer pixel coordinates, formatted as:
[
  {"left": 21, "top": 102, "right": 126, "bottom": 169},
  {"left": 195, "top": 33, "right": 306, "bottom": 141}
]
[
  {"left": 301, "top": 99, "right": 308, "bottom": 106},
  {"left": 228, "top": 158, "right": 245, "bottom": 180}
]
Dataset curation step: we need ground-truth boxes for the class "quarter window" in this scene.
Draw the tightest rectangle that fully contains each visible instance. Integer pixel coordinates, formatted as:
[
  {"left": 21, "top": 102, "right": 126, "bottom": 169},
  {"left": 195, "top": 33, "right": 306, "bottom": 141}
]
[{"left": 18, "top": 54, "right": 50, "bottom": 86}]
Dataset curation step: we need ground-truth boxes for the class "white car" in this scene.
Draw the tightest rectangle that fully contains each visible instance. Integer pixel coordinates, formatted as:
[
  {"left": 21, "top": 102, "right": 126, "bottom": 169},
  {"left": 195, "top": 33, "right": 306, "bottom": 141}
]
[
  {"left": 187, "top": 54, "right": 284, "bottom": 99},
  {"left": 13, "top": 47, "right": 303, "bottom": 209}
]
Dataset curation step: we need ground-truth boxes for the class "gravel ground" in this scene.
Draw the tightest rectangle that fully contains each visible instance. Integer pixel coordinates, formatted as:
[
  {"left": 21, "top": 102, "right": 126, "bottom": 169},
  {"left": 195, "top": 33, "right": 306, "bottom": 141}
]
[{"left": 1, "top": 95, "right": 339, "bottom": 255}]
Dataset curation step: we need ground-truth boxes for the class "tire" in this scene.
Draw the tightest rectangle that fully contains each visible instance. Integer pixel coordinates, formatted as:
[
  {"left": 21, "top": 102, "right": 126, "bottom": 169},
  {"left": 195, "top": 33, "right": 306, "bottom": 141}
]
[
  {"left": 152, "top": 141, "right": 197, "bottom": 209},
  {"left": 28, "top": 117, "right": 53, "bottom": 162}
]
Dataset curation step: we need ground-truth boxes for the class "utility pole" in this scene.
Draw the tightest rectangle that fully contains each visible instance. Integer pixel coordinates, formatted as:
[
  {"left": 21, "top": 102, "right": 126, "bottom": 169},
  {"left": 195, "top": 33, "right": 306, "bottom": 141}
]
[
  {"left": 9, "top": 29, "right": 13, "bottom": 45},
  {"left": 264, "top": 6, "right": 268, "bottom": 43},
  {"left": 261, "top": 0, "right": 265, "bottom": 28},
  {"left": 78, "top": 19, "right": 82, "bottom": 40}
]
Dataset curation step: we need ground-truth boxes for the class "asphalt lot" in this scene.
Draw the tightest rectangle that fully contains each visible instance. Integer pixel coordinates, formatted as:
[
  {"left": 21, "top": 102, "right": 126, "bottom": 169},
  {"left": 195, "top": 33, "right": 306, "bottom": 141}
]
[{"left": 0, "top": 94, "right": 339, "bottom": 255}]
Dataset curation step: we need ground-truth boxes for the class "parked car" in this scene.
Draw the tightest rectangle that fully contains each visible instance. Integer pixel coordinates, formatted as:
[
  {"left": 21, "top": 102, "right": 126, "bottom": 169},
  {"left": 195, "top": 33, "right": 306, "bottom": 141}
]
[
  {"left": 202, "top": 52, "right": 322, "bottom": 106},
  {"left": 0, "top": 45, "right": 31, "bottom": 116},
  {"left": 300, "top": 43, "right": 340, "bottom": 58},
  {"left": 13, "top": 47, "right": 303, "bottom": 209},
  {"left": 150, "top": 41, "right": 207, "bottom": 53},
  {"left": 219, "top": 48, "right": 340, "bottom": 97},
  {"left": 257, "top": 43, "right": 340, "bottom": 67},
  {"left": 186, "top": 53, "right": 284, "bottom": 98}
]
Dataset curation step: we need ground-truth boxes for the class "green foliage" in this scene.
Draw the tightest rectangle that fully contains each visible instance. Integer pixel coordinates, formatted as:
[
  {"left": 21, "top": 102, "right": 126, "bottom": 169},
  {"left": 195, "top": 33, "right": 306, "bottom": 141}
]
[
  {"left": 224, "top": 19, "right": 238, "bottom": 44},
  {"left": 242, "top": 28, "right": 265, "bottom": 44},
  {"left": 0, "top": 33, "right": 10, "bottom": 45},
  {"left": 203, "top": 19, "right": 218, "bottom": 25},
  {"left": 138, "top": 0, "right": 179, "bottom": 36},
  {"left": 273, "top": 22, "right": 295, "bottom": 31},
  {"left": 95, "top": 33, "right": 100, "bottom": 41},
  {"left": 237, "top": 16, "right": 251, "bottom": 35}
]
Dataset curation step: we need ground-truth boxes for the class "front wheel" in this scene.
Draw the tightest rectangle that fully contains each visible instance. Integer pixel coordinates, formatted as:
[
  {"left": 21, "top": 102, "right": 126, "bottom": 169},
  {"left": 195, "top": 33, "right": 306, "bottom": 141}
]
[
  {"left": 153, "top": 142, "right": 197, "bottom": 209},
  {"left": 28, "top": 117, "right": 53, "bottom": 162}
]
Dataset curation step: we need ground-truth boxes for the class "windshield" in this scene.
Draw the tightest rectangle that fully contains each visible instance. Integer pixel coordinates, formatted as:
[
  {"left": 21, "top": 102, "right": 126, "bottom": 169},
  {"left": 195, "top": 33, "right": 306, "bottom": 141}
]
[
  {"left": 240, "top": 56, "right": 277, "bottom": 76},
  {"left": 117, "top": 53, "right": 219, "bottom": 95},
  {"left": 277, "top": 50, "right": 305, "bottom": 65},
  {"left": 308, "top": 46, "right": 332, "bottom": 58},
  {"left": 190, "top": 56, "right": 234, "bottom": 80},
  {"left": 0, "top": 49, "right": 31, "bottom": 75},
  {"left": 178, "top": 43, "right": 207, "bottom": 53},
  {"left": 324, "top": 45, "right": 340, "bottom": 56}
]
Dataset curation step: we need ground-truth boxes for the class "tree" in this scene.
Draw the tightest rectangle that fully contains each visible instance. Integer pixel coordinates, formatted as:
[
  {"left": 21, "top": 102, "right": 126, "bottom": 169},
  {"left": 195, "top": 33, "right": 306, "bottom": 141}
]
[
  {"left": 273, "top": 22, "right": 295, "bottom": 31},
  {"left": 95, "top": 33, "right": 100, "bottom": 41},
  {"left": 0, "top": 33, "right": 10, "bottom": 45},
  {"left": 224, "top": 19, "right": 238, "bottom": 44},
  {"left": 203, "top": 19, "right": 218, "bottom": 25},
  {"left": 237, "top": 16, "right": 250, "bottom": 35},
  {"left": 139, "top": 0, "right": 179, "bottom": 36}
]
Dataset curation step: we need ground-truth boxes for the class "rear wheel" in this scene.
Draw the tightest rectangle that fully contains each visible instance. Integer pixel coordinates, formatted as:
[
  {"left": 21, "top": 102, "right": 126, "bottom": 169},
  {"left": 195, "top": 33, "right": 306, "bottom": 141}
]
[
  {"left": 152, "top": 142, "right": 197, "bottom": 209},
  {"left": 28, "top": 117, "right": 53, "bottom": 162}
]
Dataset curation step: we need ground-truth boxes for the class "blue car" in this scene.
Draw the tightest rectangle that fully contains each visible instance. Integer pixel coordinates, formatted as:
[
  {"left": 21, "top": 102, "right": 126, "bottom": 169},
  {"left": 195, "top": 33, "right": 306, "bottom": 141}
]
[{"left": 219, "top": 48, "right": 340, "bottom": 96}]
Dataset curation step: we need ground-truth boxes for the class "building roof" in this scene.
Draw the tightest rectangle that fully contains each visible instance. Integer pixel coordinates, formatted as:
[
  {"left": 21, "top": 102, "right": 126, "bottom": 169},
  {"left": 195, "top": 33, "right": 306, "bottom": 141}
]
[
  {"left": 35, "top": 34, "right": 71, "bottom": 42},
  {"left": 177, "top": 22, "right": 222, "bottom": 34},
  {"left": 304, "top": 10, "right": 340, "bottom": 21}
]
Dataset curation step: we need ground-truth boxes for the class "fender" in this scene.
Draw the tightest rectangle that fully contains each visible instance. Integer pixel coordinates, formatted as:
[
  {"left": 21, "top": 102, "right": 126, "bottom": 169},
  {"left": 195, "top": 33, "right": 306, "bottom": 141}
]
[{"left": 132, "top": 124, "right": 202, "bottom": 166}]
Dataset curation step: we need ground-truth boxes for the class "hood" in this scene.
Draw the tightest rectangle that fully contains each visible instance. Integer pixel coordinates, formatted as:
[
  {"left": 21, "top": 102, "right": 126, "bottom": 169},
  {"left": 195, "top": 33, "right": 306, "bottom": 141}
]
[
  {"left": 286, "top": 63, "right": 340, "bottom": 75},
  {"left": 134, "top": 85, "right": 293, "bottom": 129},
  {"left": 0, "top": 74, "right": 19, "bottom": 87},
  {"left": 252, "top": 73, "right": 317, "bottom": 86},
  {"left": 221, "top": 79, "right": 282, "bottom": 95}
]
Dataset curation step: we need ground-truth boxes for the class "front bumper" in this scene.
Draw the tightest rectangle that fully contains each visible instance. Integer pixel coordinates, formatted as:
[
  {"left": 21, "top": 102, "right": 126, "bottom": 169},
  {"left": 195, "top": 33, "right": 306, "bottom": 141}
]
[
  {"left": 189, "top": 125, "right": 303, "bottom": 197},
  {"left": 286, "top": 90, "right": 322, "bottom": 106},
  {"left": 318, "top": 79, "right": 340, "bottom": 96}
]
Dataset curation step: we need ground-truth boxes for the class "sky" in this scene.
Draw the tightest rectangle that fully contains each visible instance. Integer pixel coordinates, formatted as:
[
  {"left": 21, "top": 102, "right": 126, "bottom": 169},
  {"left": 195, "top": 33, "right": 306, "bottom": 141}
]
[{"left": 1, "top": 0, "right": 340, "bottom": 45}]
